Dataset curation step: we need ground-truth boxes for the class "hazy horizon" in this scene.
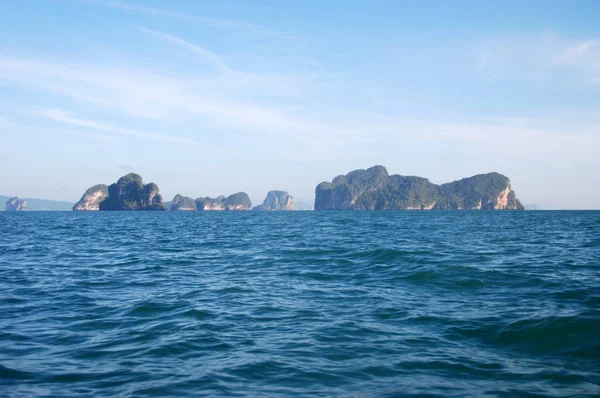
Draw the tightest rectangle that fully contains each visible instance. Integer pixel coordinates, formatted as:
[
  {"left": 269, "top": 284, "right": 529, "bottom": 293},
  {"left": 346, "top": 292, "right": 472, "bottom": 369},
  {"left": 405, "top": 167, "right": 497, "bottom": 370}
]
[{"left": 1, "top": 1, "right": 599, "bottom": 209}]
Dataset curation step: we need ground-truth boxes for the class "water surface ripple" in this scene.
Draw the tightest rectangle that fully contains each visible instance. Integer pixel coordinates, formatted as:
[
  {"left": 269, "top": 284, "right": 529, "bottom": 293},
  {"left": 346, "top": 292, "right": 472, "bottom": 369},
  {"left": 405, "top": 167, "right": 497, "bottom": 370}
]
[{"left": 1, "top": 211, "right": 599, "bottom": 397}]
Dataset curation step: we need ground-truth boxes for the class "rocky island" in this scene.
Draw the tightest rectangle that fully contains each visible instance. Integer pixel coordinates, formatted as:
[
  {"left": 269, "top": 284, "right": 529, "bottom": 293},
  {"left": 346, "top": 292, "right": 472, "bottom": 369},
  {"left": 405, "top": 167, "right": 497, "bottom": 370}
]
[
  {"left": 253, "top": 191, "right": 295, "bottom": 211},
  {"left": 73, "top": 185, "right": 108, "bottom": 211},
  {"left": 73, "top": 173, "right": 167, "bottom": 211},
  {"left": 315, "top": 166, "right": 524, "bottom": 210},
  {"left": 170, "top": 192, "right": 253, "bottom": 211},
  {"left": 170, "top": 194, "right": 197, "bottom": 211},
  {"left": 6, "top": 197, "right": 27, "bottom": 211}
]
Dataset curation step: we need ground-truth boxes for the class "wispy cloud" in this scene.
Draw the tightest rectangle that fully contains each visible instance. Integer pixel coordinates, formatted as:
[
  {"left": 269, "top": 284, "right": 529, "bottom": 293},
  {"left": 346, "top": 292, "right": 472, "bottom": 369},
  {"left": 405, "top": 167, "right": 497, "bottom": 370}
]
[
  {"left": 80, "top": 0, "right": 202, "bottom": 21},
  {"left": 139, "top": 27, "right": 231, "bottom": 73},
  {"left": 57, "top": 129, "right": 121, "bottom": 143},
  {"left": 79, "top": 0, "right": 300, "bottom": 41}
]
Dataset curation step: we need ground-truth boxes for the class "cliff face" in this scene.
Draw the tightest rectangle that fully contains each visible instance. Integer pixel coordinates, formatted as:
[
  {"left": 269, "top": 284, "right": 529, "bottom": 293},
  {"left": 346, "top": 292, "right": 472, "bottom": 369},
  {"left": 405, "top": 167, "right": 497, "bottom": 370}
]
[
  {"left": 315, "top": 166, "right": 524, "bottom": 210},
  {"left": 73, "top": 184, "right": 109, "bottom": 211},
  {"left": 253, "top": 191, "right": 295, "bottom": 211},
  {"left": 6, "top": 197, "right": 27, "bottom": 211},
  {"left": 170, "top": 194, "right": 197, "bottom": 211},
  {"left": 91, "top": 173, "right": 167, "bottom": 211},
  {"left": 196, "top": 192, "right": 252, "bottom": 211}
]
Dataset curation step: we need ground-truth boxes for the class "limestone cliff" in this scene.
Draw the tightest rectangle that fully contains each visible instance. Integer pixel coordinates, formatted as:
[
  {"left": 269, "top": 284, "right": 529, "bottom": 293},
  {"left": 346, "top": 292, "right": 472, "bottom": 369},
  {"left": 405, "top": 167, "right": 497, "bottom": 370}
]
[
  {"left": 73, "top": 184, "right": 109, "bottom": 211},
  {"left": 196, "top": 192, "right": 252, "bottom": 211},
  {"left": 99, "top": 173, "right": 166, "bottom": 211},
  {"left": 6, "top": 197, "right": 27, "bottom": 211},
  {"left": 315, "top": 166, "right": 524, "bottom": 210},
  {"left": 253, "top": 191, "right": 295, "bottom": 211},
  {"left": 73, "top": 173, "right": 166, "bottom": 211},
  {"left": 170, "top": 194, "right": 197, "bottom": 211}
]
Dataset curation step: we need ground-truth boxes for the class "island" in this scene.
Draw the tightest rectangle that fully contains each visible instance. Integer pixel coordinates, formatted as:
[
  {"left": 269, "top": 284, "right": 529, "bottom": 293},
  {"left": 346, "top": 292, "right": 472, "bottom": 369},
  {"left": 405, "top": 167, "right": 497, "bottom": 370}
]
[
  {"left": 73, "top": 173, "right": 167, "bottom": 211},
  {"left": 170, "top": 192, "right": 252, "bottom": 211},
  {"left": 315, "top": 165, "right": 524, "bottom": 210},
  {"left": 73, "top": 185, "right": 108, "bottom": 211},
  {"left": 170, "top": 194, "right": 197, "bottom": 211},
  {"left": 253, "top": 191, "right": 295, "bottom": 211},
  {"left": 6, "top": 197, "right": 27, "bottom": 211}
]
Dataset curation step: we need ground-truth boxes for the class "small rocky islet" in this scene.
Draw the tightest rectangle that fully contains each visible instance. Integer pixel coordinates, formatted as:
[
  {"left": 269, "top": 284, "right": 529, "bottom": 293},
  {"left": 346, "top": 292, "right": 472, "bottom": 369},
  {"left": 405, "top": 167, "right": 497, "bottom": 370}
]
[
  {"left": 170, "top": 193, "right": 253, "bottom": 211},
  {"left": 72, "top": 166, "right": 524, "bottom": 211},
  {"left": 5, "top": 197, "right": 27, "bottom": 212}
]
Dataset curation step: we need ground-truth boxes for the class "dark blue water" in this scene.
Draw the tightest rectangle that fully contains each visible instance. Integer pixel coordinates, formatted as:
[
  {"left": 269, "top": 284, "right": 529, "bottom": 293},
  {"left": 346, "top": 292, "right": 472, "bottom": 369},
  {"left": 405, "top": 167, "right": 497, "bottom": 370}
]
[{"left": 1, "top": 211, "right": 599, "bottom": 397}]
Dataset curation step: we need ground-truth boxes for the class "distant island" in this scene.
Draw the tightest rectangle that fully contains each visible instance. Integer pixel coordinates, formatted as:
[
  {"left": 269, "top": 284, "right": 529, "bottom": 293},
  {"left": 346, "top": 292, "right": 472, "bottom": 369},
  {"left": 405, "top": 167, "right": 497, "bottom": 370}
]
[
  {"left": 253, "top": 191, "right": 294, "bottom": 211},
  {"left": 169, "top": 190, "right": 295, "bottom": 211},
  {"left": 74, "top": 173, "right": 167, "bottom": 211},
  {"left": 1, "top": 195, "right": 74, "bottom": 211},
  {"left": 315, "top": 166, "right": 524, "bottom": 210},
  {"left": 170, "top": 192, "right": 252, "bottom": 211},
  {"left": 5, "top": 168, "right": 527, "bottom": 212},
  {"left": 5, "top": 197, "right": 27, "bottom": 212}
]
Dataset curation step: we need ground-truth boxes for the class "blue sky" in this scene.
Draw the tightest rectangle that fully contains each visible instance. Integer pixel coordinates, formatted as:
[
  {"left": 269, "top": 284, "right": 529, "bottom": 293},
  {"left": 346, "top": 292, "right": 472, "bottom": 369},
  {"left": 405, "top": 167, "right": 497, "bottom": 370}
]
[{"left": 1, "top": 0, "right": 599, "bottom": 208}]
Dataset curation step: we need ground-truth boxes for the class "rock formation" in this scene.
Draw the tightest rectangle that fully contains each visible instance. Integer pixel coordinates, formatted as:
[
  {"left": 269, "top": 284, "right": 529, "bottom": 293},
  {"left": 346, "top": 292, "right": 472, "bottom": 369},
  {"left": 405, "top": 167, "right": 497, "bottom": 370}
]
[
  {"left": 315, "top": 166, "right": 524, "bottom": 210},
  {"left": 5, "top": 197, "right": 27, "bottom": 211},
  {"left": 73, "top": 185, "right": 109, "bottom": 211},
  {"left": 196, "top": 192, "right": 252, "bottom": 211},
  {"left": 170, "top": 194, "right": 197, "bottom": 211},
  {"left": 99, "top": 173, "right": 166, "bottom": 210},
  {"left": 73, "top": 173, "right": 166, "bottom": 211},
  {"left": 253, "top": 191, "right": 295, "bottom": 211}
]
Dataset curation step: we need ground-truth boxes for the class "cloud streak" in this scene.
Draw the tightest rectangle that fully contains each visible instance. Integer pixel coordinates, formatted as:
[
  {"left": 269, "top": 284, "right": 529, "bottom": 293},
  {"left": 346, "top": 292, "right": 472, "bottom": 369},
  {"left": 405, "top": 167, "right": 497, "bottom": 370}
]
[
  {"left": 80, "top": 0, "right": 300, "bottom": 41},
  {"left": 139, "top": 27, "right": 231, "bottom": 73}
]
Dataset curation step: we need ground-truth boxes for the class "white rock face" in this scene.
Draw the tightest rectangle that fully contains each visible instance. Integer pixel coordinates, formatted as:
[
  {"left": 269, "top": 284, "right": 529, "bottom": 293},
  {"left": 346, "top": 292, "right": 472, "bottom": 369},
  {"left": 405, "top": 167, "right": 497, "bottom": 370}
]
[
  {"left": 494, "top": 186, "right": 511, "bottom": 209},
  {"left": 6, "top": 197, "right": 27, "bottom": 211},
  {"left": 253, "top": 191, "right": 295, "bottom": 211},
  {"left": 73, "top": 185, "right": 109, "bottom": 211}
]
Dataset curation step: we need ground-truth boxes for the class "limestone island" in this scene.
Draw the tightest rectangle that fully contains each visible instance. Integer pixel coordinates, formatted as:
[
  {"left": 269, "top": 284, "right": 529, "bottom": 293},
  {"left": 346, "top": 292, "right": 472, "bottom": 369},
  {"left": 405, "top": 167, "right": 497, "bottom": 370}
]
[
  {"left": 315, "top": 165, "right": 524, "bottom": 210},
  {"left": 170, "top": 192, "right": 252, "bottom": 211},
  {"left": 253, "top": 191, "right": 295, "bottom": 211},
  {"left": 6, "top": 197, "right": 27, "bottom": 211},
  {"left": 73, "top": 173, "right": 167, "bottom": 211}
]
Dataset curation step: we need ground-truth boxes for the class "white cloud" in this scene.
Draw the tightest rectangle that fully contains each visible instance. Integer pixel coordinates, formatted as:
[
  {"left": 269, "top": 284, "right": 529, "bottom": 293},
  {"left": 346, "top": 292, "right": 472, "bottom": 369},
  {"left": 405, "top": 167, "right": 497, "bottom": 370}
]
[
  {"left": 79, "top": 0, "right": 301, "bottom": 41},
  {"left": 80, "top": 0, "right": 203, "bottom": 21},
  {"left": 138, "top": 27, "right": 231, "bottom": 73}
]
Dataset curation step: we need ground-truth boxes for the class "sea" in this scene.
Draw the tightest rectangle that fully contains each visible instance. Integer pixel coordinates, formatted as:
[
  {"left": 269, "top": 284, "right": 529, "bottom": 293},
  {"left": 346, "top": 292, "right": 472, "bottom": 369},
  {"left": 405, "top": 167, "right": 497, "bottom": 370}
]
[{"left": 1, "top": 211, "right": 599, "bottom": 397}]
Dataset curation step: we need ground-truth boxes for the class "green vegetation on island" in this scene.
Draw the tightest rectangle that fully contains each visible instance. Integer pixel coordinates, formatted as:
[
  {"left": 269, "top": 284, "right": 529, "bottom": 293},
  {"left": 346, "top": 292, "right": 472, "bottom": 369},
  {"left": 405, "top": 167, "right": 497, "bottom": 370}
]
[
  {"left": 195, "top": 192, "right": 252, "bottom": 211},
  {"left": 170, "top": 194, "right": 197, "bottom": 211},
  {"left": 73, "top": 173, "right": 166, "bottom": 211},
  {"left": 315, "top": 166, "right": 524, "bottom": 210}
]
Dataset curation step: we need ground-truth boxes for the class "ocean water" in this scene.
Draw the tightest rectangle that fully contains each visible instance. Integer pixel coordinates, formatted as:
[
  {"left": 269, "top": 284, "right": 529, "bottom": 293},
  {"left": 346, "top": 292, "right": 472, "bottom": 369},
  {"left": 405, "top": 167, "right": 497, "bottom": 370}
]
[{"left": 1, "top": 211, "right": 599, "bottom": 397}]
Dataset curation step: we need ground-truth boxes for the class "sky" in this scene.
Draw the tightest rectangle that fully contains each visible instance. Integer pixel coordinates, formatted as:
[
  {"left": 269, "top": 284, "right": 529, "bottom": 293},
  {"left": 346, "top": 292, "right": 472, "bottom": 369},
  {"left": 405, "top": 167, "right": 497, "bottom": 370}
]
[{"left": 1, "top": 0, "right": 599, "bottom": 209}]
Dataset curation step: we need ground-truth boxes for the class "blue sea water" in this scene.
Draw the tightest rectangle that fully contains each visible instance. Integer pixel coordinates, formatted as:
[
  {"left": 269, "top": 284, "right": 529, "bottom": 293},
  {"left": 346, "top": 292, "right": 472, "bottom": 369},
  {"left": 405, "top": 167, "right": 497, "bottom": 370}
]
[{"left": 0, "top": 211, "right": 599, "bottom": 397}]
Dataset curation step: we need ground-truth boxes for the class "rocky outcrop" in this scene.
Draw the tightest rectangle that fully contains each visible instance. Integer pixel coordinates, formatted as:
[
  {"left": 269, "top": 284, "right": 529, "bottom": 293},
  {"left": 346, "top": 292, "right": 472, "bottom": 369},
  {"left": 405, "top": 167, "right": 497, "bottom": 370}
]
[
  {"left": 196, "top": 192, "right": 252, "bottom": 211},
  {"left": 98, "top": 173, "right": 166, "bottom": 211},
  {"left": 315, "top": 166, "right": 524, "bottom": 210},
  {"left": 71, "top": 173, "right": 167, "bottom": 211},
  {"left": 73, "top": 184, "right": 109, "bottom": 211},
  {"left": 170, "top": 194, "right": 197, "bottom": 211},
  {"left": 253, "top": 191, "right": 295, "bottom": 211},
  {"left": 6, "top": 197, "right": 26, "bottom": 211}
]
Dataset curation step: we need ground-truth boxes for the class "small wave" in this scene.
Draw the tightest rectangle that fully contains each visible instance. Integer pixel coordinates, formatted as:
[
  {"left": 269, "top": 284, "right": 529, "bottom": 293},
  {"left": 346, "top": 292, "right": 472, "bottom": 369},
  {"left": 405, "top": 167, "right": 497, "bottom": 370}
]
[{"left": 0, "top": 364, "right": 36, "bottom": 380}]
